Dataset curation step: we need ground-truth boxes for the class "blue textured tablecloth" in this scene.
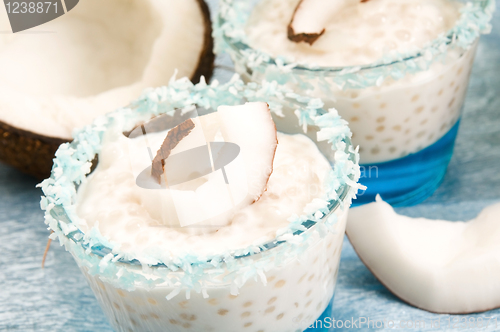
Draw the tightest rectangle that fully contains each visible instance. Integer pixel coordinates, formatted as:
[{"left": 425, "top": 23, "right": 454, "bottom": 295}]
[{"left": 1, "top": 2, "right": 499, "bottom": 331}]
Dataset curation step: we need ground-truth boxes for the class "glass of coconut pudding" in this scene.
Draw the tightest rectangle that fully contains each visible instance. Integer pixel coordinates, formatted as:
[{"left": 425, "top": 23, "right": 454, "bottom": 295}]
[
  {"left": 216, "top": 0, "right": 494, "bottom": 206},
  {"left": 39, "top": 78, "right": 361, "bottom": 332}
]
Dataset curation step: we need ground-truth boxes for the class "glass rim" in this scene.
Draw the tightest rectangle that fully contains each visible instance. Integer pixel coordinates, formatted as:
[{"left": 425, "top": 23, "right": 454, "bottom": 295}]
[{"left": 217, "top": 0, "right": 494, "bottom": 73}]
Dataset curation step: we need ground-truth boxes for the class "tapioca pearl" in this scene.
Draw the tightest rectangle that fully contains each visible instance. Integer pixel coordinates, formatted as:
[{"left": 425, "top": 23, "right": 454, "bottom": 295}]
[
  {"left": 438, "top": 89, "right": 444, "bottom": 96},
  {"left": 371, "top": 147, "right": 380, "bottom": 155},
  {"left": 125, "top": 304, "right": 136, "bottom": 313},
  {"left": 243, "top": 301, "right": 253, "bottom": 308},
  {"left": 376, "top": 125, "right": 385, "bottom": 132},
  {"left": 411, "top": 94, "right": 420, "bottom": 102},
  {"left": 448, "top": 98, "right": 455, "bottom": 108},
  {"left": 178, "top": 301, "right": 189, "bottom": 309},
  {"left": 117, "top": 289, "right": 127, "bottom": 297},
  {"left": 268, "top": 297, "right": 277, "bottom": 305},
  {"left": 392, "top": 125, "right": 402, "bottom": 131},
  {"left": 376, "top": 116, "right": 386, "bottom": 123},
  {"left": 265, "top": 306, "right": 276, "bottom": 314},
  {"left": 207, "top": 298, "right": 219, "bottom": 306},
  {"left": 180, "top": 313, "right": 196, "bottom": 321},
  {"left": 350, "top": 116, "right": 359, "bottom": 122},
  {"left": 414, "top": 106, "right": 424, "bottom": 114},
  {"left": 218, "top": 309, "right": 229, "bottom": 316},
  {"left": 416, "top": 131, "right": 427, "bottom": 138},
  {"left": 241, "top": 311, "right": 251, "bottom": 318},
  {"left": 274, "top": 280, "right": 286, "bottom": 288},
  {"left": 389, "top": 147, "right": 397, "bottom": 153}
]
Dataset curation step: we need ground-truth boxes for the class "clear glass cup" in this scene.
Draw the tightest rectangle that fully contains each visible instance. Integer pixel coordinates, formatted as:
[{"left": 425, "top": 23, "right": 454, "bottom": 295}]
[
  {"left": 216, "top": 0, "right": 494, "bottom": 206},
  {"left": 40, "top": 79, "right": 360, "bottom": 332}
]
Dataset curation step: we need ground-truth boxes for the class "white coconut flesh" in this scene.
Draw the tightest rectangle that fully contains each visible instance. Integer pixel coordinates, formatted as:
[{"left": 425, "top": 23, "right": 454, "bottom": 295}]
[
  {"left": 346, "top": 196, "right": 500, "bottom": 314},
  {"left": 288, "top": 0, "right": 362, "bottom": 43},
  {"left": 0, "top": 0, "right": 208, "bottom": 140},
  {"left": 135, "top": 102, "right": 278, "bottom": 232},
  {"left": 289, "top": 0, "right": 346, "bottom": 37}
]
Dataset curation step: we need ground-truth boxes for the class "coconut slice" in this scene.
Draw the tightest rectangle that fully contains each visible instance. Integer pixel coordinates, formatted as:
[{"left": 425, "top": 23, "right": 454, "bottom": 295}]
[
  {"left": 151, "top": 118, "right": 196, "bottom": 184},
  {"left": 346, "top": 196, "right": 500, "bottom": 314},
  {"left": 287, "top": 0, "right": 369, "bottom": 45},
  {"left": 0, "top": 0, "right": 214, "bottom": 179},
  {"left": 134, "top": 102, "right": 277, "bottom": 232}
]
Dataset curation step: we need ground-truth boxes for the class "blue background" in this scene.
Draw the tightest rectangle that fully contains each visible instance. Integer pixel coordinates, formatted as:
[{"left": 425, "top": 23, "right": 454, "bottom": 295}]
[{"left": 1, "top": 1, "right": 499, "bottom": 331}]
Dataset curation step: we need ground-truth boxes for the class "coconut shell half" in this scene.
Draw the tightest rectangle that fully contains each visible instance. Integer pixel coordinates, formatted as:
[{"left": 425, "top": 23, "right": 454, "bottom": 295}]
[{"left": 0, "top": 0, "right": 214, "bottom": 179}]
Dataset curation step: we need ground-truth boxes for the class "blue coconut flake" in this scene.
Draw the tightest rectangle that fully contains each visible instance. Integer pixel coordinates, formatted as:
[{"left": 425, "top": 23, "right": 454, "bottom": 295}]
[
  {"left": 215, "top": 0, "right": 494, "bottom": 90},
  {"left": 39, "top": 77, "right": 361, "bottom": 296}
]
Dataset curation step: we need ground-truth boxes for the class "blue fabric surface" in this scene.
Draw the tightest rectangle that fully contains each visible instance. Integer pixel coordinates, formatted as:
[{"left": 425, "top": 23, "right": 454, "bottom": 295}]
[{"left": 1, "top": 1, "right": 499, "bottom": 331}]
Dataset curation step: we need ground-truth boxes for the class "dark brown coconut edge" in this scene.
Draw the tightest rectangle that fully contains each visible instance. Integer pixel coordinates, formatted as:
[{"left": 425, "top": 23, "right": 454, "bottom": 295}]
[
  {"left": 345, "top": 230, "right": 499, "bottom": 315},
  {"left": 0, "top": 119, "right": 67, "bottom": 180},
  {"left": 287, "top": 0, "right": 325, "bottom": 46},
  {"left": 287, "top": 0, "right": 371, "bottom": 46},
  {"left": 0, "top": 0, "right": 215, "bottom": 180},
  {"left": 191, "top": 0, "right": 215, "bottom": 83}
]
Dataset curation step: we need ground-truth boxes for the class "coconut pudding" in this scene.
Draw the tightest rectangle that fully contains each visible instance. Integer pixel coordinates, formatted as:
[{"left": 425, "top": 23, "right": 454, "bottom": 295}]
[
  {"left": 39, "top": 79, "right": 361, "bottom": 332},
  {"left": 0, "top": 0, "right": 214, "bottom": 179},
  {"left": 217, "top": 0, "right": 494, "bottom": 205}
]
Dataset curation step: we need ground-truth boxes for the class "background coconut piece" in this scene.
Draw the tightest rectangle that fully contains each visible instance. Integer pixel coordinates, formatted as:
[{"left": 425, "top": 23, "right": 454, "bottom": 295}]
[
  {"left": 0, "top": 0, "right": 214, "bottom": 179},
  {"left": 346, "top": 197, "right": 500, "bottom": 314}
]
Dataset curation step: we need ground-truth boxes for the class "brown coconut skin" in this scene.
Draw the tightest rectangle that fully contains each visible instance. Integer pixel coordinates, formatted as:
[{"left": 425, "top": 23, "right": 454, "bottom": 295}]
[
  {"left": 0, "top": 120, "right": 67, "bottom": 180},
  {"left": 0, "top": 0, "right": 215, "bottom": 180}
]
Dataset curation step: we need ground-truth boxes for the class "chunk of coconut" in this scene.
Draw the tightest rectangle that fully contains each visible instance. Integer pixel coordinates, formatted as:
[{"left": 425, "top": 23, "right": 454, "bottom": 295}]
[
  {"left": 288, "top": 0, "right": 369, "bottom": 45},
  {"left": 346, "top": 196, "right": 500, "bottom": 314},
  {"left": 0, "top": 0, "right": 213, "bottom": 178},
  {"left": 137, "top": 102, "right": 277, "bottom": 233}
]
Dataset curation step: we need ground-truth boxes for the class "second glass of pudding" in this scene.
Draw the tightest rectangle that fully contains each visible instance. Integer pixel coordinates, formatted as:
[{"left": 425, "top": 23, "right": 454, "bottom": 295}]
[
  {"left": 40, "top": 78, "right": 361, "bottom": 332},
  {"left": 216, "top": 0, "right": 495, "bottom": 206}
]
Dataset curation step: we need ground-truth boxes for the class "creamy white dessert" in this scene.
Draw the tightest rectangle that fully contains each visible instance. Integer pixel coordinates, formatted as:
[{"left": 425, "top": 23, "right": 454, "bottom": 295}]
[
  {"left": 40, "top": 80, "right": 360, "bottom": 332},
  {"left": 71, "top": 103, "right": 349, "bottom": 332},
  {"left": 244, "top": 0, "right": 476, "bottom": 164},
  {"left": 76, "top": 132, "right": 331, "bottom": 257},
  {"left": 247, "top": 0, "right": 461, "bottom": 67}
]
